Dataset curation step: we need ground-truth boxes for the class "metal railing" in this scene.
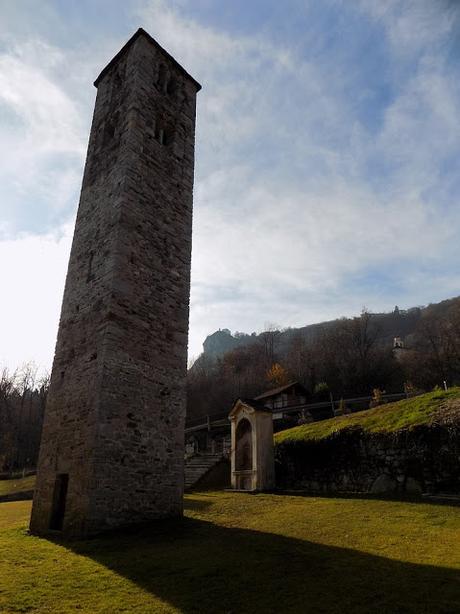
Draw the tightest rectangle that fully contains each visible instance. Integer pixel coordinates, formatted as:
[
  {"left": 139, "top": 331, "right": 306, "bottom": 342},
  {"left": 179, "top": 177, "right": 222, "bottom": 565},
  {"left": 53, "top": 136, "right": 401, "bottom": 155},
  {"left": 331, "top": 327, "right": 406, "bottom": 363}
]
[{"left": 185, "top": 391, "right": 414, "bottom": 434}]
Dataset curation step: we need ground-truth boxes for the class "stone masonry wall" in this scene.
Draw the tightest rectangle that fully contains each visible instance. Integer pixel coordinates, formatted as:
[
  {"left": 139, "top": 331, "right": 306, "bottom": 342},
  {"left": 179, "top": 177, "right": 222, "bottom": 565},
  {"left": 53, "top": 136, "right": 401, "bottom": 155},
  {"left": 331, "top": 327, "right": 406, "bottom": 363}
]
[
  {"left": 275, "top": 422, "right": 460, "bottom": 495},
  {"left": 30, "top": 30, "right": 200, "bottom": 538}
]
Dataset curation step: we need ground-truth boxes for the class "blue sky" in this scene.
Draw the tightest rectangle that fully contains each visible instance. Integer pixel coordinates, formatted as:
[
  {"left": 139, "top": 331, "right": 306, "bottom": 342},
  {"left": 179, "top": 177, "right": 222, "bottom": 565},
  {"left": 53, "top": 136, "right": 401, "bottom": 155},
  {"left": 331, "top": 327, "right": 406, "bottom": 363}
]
[{"left": 1, "top": 0, "right": 460, "bottom": 370}]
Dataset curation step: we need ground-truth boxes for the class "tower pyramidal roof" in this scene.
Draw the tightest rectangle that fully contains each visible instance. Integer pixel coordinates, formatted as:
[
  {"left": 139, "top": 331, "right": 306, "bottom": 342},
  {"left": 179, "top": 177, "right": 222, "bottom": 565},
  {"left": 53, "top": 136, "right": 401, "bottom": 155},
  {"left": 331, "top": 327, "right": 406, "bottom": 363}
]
[{"left": 94, "top": 27, "right": 202, "bottom": 91}]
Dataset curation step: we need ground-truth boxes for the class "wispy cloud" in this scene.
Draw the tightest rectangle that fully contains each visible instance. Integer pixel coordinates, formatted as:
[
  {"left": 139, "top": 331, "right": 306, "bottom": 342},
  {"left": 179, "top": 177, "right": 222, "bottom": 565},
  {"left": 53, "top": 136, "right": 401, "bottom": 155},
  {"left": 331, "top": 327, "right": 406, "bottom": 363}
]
[
  {"left": 0, "top": 39, "right": 87, "bottom": 236},
  {"left": 139, "top": 0, "right": 460, "bottom": 357},
  {"left": 1, "top": 0, "right": 460, "bottom": 366},
  {"left": 359, "top": 0, "right": 456, "bottom": 55},
  {"left": 0, "top": 225, "right": 73, "bottom": 370}
]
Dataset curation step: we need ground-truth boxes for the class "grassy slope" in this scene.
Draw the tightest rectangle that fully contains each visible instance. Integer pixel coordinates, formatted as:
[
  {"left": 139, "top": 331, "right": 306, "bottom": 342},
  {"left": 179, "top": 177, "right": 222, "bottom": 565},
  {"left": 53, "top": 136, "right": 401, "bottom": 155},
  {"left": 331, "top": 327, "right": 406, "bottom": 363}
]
[
  {"left": 0, "top": 476, "right": 35, "bottom": 497},
  {"left": 275, "top": 387, "right": 460, "bottom": 444},
  {"left": 0, "top": 493, "right": 459, "bottom": 613}
]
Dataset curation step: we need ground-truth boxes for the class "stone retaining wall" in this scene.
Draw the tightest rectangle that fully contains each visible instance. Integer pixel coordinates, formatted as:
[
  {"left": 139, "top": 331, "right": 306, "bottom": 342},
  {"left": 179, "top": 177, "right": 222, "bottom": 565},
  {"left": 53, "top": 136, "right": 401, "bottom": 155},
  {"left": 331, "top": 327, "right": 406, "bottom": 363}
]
[{"left": 275, "top": 423, "right": 460, "bottom": 495}]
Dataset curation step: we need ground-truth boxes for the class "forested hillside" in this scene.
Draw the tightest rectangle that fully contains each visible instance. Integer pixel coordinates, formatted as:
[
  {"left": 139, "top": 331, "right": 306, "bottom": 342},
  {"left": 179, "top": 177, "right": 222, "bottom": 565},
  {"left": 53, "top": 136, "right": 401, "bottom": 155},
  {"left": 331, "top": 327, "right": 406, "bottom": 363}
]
[
  {"left": 0, "top": 364, "right": 48, "bottom": 473},
  {"left": 1, "top": 296, "right": 460, "bottom": 471},
  {"left": 196, "top": 302, "right": 435, "bottom": 363},
  {"left": 187, "top": 296, "right": 460, "bottom": 421}
]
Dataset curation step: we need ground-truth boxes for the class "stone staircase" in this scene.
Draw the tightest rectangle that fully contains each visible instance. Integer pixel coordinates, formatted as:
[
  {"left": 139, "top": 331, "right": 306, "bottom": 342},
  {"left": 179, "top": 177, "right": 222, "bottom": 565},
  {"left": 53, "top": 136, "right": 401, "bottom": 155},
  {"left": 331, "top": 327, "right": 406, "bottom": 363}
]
[{"left": 184, "top": 454, "right": 223, "bottom": 490}]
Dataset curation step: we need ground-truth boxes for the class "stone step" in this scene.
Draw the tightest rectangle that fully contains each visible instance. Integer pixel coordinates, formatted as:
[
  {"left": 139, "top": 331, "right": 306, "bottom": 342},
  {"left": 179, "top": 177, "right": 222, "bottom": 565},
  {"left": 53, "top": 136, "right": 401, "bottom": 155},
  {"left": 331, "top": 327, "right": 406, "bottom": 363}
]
[
  {"left": 189, "top": 461, "right": 216, "bottom": 469},
  {"left": 187, "top": 465, "right": 216, "bottom": 471},
  {"left": 187, "top": 464, "right": 212, "bottom": 468},
  {"left": 184, "top": 454, "right": 223, "bottom": 490}
]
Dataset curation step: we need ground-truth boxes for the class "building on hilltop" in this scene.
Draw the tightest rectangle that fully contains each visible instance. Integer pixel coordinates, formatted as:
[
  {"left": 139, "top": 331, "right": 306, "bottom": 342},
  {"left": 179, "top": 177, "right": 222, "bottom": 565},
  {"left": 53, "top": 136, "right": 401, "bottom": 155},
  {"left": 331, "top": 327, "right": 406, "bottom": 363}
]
[{"left": 393, "top": 336, "right": 410, "bottom": 362}]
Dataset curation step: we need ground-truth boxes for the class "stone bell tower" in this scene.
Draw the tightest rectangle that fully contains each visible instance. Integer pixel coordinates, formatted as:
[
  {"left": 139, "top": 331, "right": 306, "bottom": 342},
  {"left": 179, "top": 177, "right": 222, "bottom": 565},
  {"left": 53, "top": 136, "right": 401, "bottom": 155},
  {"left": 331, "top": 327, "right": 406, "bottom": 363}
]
[{"left": 30, "top": 29, "right": 201, "bottom": 538}]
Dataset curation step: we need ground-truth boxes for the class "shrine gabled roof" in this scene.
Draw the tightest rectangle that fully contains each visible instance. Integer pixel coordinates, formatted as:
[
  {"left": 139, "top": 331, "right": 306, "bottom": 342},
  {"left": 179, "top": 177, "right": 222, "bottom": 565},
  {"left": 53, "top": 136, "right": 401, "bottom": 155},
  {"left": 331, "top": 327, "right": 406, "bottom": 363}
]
[
  {"left": 94, "top": 27, "right": 202, "bottom": 91},
  {"left": 228, "top": 398, "right": 273, "bottom": 418}
]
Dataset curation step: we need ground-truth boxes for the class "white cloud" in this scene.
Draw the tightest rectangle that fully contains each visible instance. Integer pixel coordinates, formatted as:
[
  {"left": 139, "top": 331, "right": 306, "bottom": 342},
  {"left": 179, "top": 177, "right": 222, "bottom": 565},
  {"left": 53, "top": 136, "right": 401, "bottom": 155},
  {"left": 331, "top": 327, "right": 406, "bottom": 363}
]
[
  {"left": 0, "top": 39, "right": 89, "bottom": 236},
  {"left": 1, "top": 0, "right": 460, "bottom": 366},
  {"left": 0, "top": 224, "right": 73, "bottom": 372},
  {"left": 188, "top": 169, "right": 459, "bottom": 355},
  {"left": 138, "top": 1, "right": 460, "bottom": 356},
  {"left": 359, "top": 0, "right": 456, "bottom": 55},
  {"left": 137, "top": 0, "right": 309, "bottom": 158},
  {"left": 0, "top": 50, "right": 83, "bottom": 152},
  {"left": 372, "top": 57, "right": 460, "bottom": 193}
]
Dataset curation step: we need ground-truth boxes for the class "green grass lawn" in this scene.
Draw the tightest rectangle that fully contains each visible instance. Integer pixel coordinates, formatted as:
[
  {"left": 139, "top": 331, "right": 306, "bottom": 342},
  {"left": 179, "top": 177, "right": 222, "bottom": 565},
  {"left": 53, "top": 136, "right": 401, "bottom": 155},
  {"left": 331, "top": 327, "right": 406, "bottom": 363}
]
[
  {"left": 0, "top": 475, "right": 35, "bottom": 498},
  {"left": 276, "top": 387, "right": 460, "bottom": 444},
  {"left": 0, "top": 493, "right": 459, "bottom": 613}
]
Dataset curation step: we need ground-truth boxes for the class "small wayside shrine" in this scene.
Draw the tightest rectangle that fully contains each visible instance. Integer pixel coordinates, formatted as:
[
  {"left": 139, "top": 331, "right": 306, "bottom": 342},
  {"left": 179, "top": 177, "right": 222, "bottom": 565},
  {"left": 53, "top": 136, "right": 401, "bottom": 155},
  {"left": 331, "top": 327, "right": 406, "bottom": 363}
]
[
  {"left": 229, "top": 399, "right": 275, "bottom": 491},
  {"left": 30, "top": 29, "right": 200, "bottom": 538}
]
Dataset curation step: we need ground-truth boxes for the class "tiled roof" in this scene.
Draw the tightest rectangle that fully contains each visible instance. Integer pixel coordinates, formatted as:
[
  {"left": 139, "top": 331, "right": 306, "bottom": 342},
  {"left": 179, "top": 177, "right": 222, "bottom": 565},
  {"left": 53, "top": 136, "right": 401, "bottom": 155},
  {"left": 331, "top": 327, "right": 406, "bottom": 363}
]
[{"left": 254, "top": 381, "right": 306, "bottom": 400}]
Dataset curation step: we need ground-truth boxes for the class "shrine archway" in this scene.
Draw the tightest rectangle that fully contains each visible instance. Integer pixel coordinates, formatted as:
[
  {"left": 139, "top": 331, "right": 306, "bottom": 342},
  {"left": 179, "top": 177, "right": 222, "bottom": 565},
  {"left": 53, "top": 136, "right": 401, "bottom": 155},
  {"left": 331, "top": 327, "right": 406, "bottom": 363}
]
[
  {"left": 235, "top": 418, "right": 253, "bottom": 472},
  {"left": 229, "top": 400, "right": 275, "bottom": 492}
]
